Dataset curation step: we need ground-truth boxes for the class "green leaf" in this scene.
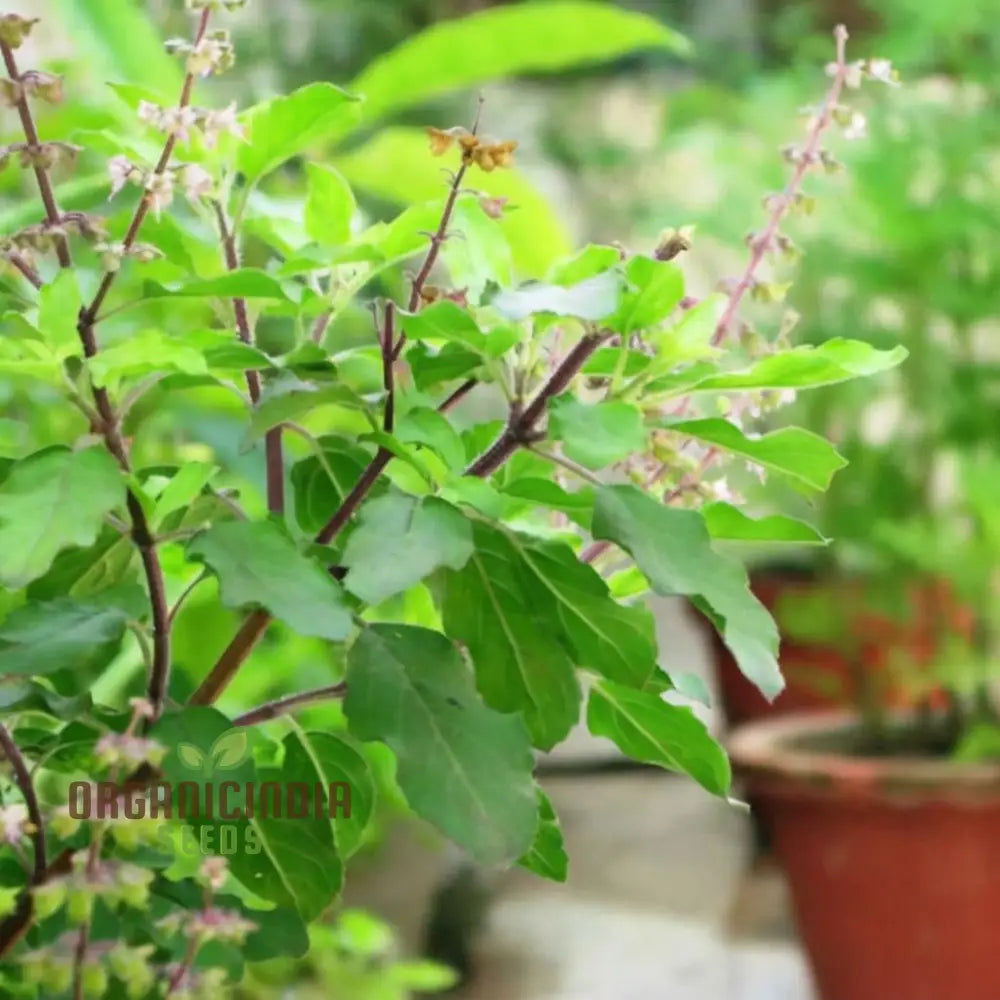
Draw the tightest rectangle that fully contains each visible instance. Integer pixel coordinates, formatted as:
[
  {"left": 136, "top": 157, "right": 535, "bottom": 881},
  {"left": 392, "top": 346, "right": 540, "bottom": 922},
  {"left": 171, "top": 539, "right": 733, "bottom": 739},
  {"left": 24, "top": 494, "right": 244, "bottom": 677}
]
[
  {"left": 592, "top": 485, "right": 782, "bottom": 699},
  {"left": 648, "top": 339, "right": 908, "bottom": 396},
  {"left": 506, "top": 533, "right": 660, "bottom": 690},
  {"left": 518, "top": 789, "right": 568, "bottom": 882},
  {"left": 0, "top": 447, "right": 124, "bottom": 588},
  {"left": 146, "top": 269, "right": 291, "bottom": 301},
  {"left": 87, "top": 329, "right": 209, "bottom": 390},
  {"left": 283, "top": 729, "right": 376, "bottom": 859},
  {"left": 491, "top": 271, "right": 623, "bottom": 322},
  {"left": 610, "top": 256, "right": 684, "bottom": 334},
  {"left": 502, "top": 477, "right": 594, "bottom": 525},
  {"left": 395, "top": 408, "right": 466, "bottom": 472},
  {"left": 238, "top": 83, "right": 362, "bottom": 186},
  {"left": 587, "top": 680, "right": 731, "bottom": 795},
  {"left": 443, "top": 198, "right": 515, "bottom": 299},
  {"left": 187, "top": 520, "right": 352, "bottom": 641},
  {"left": 408, "top": 343, "right": 483, "bottom": 390},
  {"left": 290, "top": 437, "right": 375, "bottom": 535},
  {"left": 350, "top": 1, "right": 688, "bottom": 121},
  {"left": 38, "top": 270, "right": 82, "bottom": 356},
  {"left": 336, "top": 127, "right": 570, "bottom": 276},
  {"left": 345, "top": 624, "right": 537, "bottom": 865},
  {"left": 442, "top": 522, "right": 581, "bottom": 749},
  {"left": 548, "top": 244, "right": 623, "bottom": 286},
  {"left": 246, "top": 375, "right": 368, "bottom": 444},
  {"left": 151, "top": 463, "right": 219, "bottom": 523},
  {"left": 304, "top": 163, "right": 356, "bottom": 246},
  {"left": 548, "top": 396, "right": 646, "bottom": 469},
  {"left": 342, "top": 495, "right": 473, "bottom": 605},
  {"left": 400, "top": 301, "right": 487, "bottom": 352},
  {"left": 671, "top": 419, "right": 846, "bottom": 491},
  {"left": 154, "top": 708, "right": 343, "bottom": 921},
  {"left": 0, "top": 598, "right": 130, "bottom": 676},
  {"left": 702, "top": 503, "right": 828, "bottom": 545},
  {"left": 390, "top": 961, "right": 460, "bottom": 992}
]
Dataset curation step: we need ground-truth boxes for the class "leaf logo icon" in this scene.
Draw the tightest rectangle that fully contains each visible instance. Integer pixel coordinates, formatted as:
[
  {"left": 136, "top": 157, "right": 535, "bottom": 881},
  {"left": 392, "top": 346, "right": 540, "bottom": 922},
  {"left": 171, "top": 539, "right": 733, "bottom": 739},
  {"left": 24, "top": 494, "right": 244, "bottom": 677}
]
[
  {"left": 175, "top": 730, "right": 249, "bottom": 777},
  {"left": 210, "top": 730, "right": 249, "bottom": 771},
  {"left": 177, "top": 743, "right": 206, "bottom": 771}
]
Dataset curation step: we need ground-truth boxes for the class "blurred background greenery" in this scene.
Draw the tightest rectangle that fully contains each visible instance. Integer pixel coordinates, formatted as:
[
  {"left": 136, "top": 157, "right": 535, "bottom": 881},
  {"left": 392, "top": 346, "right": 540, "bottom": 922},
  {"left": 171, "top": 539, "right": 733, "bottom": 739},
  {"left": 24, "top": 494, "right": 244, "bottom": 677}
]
[{"left": 7, "top": 0, "right": 1000, "bottom": 994}]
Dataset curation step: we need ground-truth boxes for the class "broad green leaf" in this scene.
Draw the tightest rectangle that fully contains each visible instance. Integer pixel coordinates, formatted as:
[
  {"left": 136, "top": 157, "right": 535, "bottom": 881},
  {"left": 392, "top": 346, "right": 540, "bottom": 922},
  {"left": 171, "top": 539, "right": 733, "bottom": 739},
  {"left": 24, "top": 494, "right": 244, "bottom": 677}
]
[
  {"left": 152, "top": 463, "right": 219, "bottom": 522},
  {"left": 548, "top": 396, "right": 646, "bottom": 469},
  {"left": 390, "top": 962, "right": 460, "bottom": 992},
  {"left": 146, "top": 269, "right": 291, "bottom": 301},
  {"left": 187, "top": 521, "right": 352, "bottom": 641},
  {"left": 337, "top": 127, "right": 570, "bottom": 276},
  {"left": 671, "top": 419, "right": 846, "bottom": 491},
  {"left": 501, "top": 477, "right": 594, "bottom": 529},
  {"left": 27, "top": 527, "right": 135, "bottom": 601},
  {"left": 518, "top": 789, "right": 568, "bottom": 882},
  {"left": 0, "top": 598, "right": 130, "bottom": 676},
  {"left": 506, "top": 533, "right": 660, "bottom": 690},
  {"left": 592, "top": 485, "right": 782, "bottom": 699},
  {"left": 0, "top": 447, "right": 124, "bottom": 588},
  {"left": 154, "top": 708, "right": 342, "bottom": 921},
  {"left": 548, "top": 244, "right": 623, "bottom": 286},
  {"left": 587, "top": 680, "right": 731, "bottom": 795},
  {"left": 350, "top": 1, "right": 688, "bottom": 121},
  {"left": 491, "top": 271, "right": 623, "bottom": 322},
  {"left": 702, "top": 503, "right": 828, "bottom": 545},
  {"left": 304, "top": 163, "right": 356, "bottom": 246},
  {"left": 246, "top": 375, "right": 368, "bottom": 444},
  {"left": 647, "top": 339, "right": 907, "bottom": 396},
  {"left": 37, "top": 270, "right": 82, "bottom": 356},
  {"left": 238, "top": 83, "right": 362, "bottom": 186},
  {"left": 290, "top": 436, "right": 375, "bottom": 536},
  {"left": 400, "top": 301, "right": 486, "bottom": 352},
  {"left": 610, "top": 256, "right": 684, "bottom": 334},
  {"left": 283, "top": 729, "right": 376, "bottom": 859},
  {"left": 395, "top": 408, "right": 466, "bottom": 472},
  {"left": 87, "top": 329, "right": 208, "bottom": 390},
  {"left": 342, "top": 495, "right": 473, "bottom": 605},
  {"left": 0, "top": 680, "right": 93, "bottom": 718},
  {"left": 408, "top": 343, "right": 483, "bottom": 390},
  {"left": 345, "top": 624, "right": 537, "bottom": 865},
  {"left": 442, "top": 522, "right": 581, "bottom": 749}
]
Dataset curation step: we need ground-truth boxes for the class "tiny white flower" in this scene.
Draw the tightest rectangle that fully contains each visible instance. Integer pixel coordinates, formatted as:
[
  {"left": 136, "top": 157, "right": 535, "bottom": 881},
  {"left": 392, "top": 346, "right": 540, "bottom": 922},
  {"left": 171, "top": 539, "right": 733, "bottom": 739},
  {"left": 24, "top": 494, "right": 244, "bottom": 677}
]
[
  {"left": 843, "top": 110, "right": 867, "bottom": 141},
  {"left": 172, "top": 106, "right": 200, "bottom": 141},
  {"left": 0, "top": 804, "right": 31, "bottom": 846},
  {"left": 202, "top": 101, "right": 245, "bottom": 147},
  {"left": 776, "top": 388, "right": 798, "bottom": 407},
  {"left": 146, "top": 171, "right": 175, "bottom": 218},
  {"left": 178, "top": 163, "right": 213, "bottom": 202},
  {"left": 137, "top": 100, "right": 162, "bottom": 126},
  {"left": 107, "top": 155, "right": 135, "bottom": 199},
  {"left": 867, "top": 58, "right": 899, "bottom": 86}
]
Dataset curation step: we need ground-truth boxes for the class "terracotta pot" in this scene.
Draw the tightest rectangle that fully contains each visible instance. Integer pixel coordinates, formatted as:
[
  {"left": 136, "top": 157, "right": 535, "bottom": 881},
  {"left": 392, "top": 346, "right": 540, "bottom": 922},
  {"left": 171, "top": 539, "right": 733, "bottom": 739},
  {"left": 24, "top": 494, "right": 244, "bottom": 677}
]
[
  {"left": 691, "top": 573, "right": 969, "bottom": 731},
  {"left": 730, "top": 712, "right": 1000, "bottom": 1000}
]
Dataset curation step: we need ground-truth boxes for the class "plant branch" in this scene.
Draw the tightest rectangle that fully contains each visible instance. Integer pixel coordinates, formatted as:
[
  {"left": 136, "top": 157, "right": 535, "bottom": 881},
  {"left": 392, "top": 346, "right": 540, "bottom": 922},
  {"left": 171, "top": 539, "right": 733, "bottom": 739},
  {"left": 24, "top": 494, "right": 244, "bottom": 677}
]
[
  {"left": 711, "top": 25, "right": 850, "bottom": 349},
  {"left": 80, "top": 6, "right": 212, "bottom": 325},
  {"left": 380, "top": 301, "right": 396, "bottom": 433},
  {"left": 212, "top": 199, "right": 284, "bottom": 514},
  {"left": 233, "top": 682, "right": 347, "bottom": 727},
  {"left": 466, "top": 331, "right": 608, "bottom": 478},
  {"left": 5, "top": 252, "right": 43, "bottom": 289},
  {"left": 0, "top": 724, "right": 46, "bottom": 882},
  {"left": 0, "top": 40, "right": 71, "bottom": 268},
  {"left": 439, "top": 377, "right": 477, "bottom": 413}
]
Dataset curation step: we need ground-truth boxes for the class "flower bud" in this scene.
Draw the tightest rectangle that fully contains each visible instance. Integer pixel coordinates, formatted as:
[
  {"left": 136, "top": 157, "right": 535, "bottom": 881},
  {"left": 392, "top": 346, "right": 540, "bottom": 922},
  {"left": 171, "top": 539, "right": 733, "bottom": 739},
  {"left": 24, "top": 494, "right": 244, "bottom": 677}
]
[
  {"left": 108, "top": 944, "right": 155, "bottom": 1000},
  {"left": 67, "top": 886, "right": 94, "bottom": 926},
  {"left": 80, "top": 960, "right": 108, "bottom": 999},
  {"left": 0, "top": 13, "right": 39, "bottom": 49}
]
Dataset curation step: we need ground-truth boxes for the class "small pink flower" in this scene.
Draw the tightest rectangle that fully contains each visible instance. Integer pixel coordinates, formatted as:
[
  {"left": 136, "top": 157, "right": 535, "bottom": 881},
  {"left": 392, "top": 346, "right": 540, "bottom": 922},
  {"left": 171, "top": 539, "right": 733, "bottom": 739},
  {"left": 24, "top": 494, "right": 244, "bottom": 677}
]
[
  {"left": 202, "top": 101, "right": 245, "bottom": 148},
  {"left": 178, "top": 163, "right": 213, "bottom": 202},
  {"left": 107, "top": 155, "right": 135, "bottom": 199},
  {"left": 478, "top": 195, "right": 509, "bottom": 220},
  {"left": 0, "top": 805, "right": 31, "bottom": 846}
]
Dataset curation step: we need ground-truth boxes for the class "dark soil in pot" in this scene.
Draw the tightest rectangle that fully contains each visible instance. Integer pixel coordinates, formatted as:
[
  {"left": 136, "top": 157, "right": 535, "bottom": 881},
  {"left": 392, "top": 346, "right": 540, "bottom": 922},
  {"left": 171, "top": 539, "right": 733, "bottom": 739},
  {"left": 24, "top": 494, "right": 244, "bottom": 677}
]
[{"left": 730, "top": 712, "right": 1000, "bottom": 1000}]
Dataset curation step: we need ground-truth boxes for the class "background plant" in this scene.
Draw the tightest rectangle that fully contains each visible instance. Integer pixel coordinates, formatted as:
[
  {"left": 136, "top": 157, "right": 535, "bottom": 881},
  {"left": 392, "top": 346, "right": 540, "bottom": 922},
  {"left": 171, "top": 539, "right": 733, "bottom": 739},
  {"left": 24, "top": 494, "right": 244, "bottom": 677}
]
[{"left": 0, "top": 2, "right": 900, "bottom": 996}]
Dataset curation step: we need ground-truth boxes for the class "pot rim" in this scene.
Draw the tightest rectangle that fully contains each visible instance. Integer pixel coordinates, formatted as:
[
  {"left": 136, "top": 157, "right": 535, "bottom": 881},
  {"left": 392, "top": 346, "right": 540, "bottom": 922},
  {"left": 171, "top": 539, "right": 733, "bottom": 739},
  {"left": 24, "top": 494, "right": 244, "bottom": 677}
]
[{"left": 728, "top": 711, "right": 1000, "bottom": 802}]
